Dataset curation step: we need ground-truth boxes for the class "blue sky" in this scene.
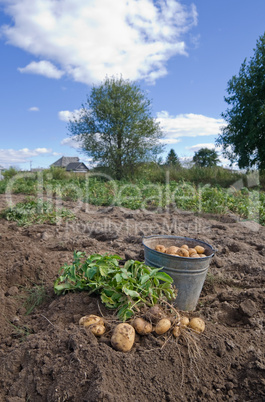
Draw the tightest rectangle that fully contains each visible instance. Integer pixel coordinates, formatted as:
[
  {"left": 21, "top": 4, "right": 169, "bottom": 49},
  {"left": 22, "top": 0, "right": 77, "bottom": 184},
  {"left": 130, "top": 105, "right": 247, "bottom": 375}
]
[{"left": 0, "top": 0, "right": 265, "bottom": 170}]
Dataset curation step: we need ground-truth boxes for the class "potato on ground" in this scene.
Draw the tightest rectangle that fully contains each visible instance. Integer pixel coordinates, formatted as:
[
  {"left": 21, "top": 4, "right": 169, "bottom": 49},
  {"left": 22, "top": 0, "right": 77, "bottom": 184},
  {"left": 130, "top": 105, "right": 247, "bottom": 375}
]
[
  {"left": 188, "top": 317, "right": 205, "bottom": 333},
  {"left": 132, "top": 317, "right": 152, "bottom": 335},
  {"left": 90, "top": 324, "right": 106, "bottom": 336},
  {"left": 173, "top": 317, "right": 189, "bottom": 337},
  {"left": 111, "top": 323, "right": 135, "bottom": 352},
  {"left": 79, "top": 314, "right": 104, "bottom": 327},
  {"left": 155, "top": 318, "right": 171, "bottom": 335},
  {"left": 180, "top": 316, "right": 189, "bottom": 327},
  {"left": 145, "top": 304, "right": 166, "bottom": 323},
  {"left": 172, "top": 326, "right": 181, "bottom": 337}
]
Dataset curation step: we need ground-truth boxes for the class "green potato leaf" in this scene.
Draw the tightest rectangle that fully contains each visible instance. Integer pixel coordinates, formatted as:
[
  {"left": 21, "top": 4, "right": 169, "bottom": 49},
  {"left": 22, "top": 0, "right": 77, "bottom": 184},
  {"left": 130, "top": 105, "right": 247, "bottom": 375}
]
[
  {"left": 54, "top": 252, "right": 176, "bottom": 321},
  {"left": 154, "top": 272, "right": 173, "bottom": 283}
]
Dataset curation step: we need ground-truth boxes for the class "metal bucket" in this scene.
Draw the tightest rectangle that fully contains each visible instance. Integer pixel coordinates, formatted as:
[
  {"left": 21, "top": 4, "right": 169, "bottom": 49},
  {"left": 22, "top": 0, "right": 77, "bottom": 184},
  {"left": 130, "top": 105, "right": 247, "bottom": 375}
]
[{"left": 142, "top": 235, "right": 215, "bottom": 311}]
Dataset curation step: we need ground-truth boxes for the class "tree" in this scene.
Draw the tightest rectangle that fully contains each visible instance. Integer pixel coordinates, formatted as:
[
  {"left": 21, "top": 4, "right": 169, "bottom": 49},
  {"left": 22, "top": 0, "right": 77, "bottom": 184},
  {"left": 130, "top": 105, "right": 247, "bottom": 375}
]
[
  {"left": 216, "top": 32, "right": 265, "bottom": 169},
  {"left": 193, "top": 148, "right": 220, "bottom": 167},
  {"left": 68, "top": 76, "right": 164, "bottom": 179},
  {"left": 165, "top": 149, "right": 181, "bottom": 168}
]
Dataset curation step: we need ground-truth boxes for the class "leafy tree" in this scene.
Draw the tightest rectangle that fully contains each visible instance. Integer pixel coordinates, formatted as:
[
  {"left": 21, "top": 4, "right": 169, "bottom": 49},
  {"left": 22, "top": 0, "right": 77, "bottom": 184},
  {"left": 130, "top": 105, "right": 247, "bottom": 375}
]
[
  {"left": 68, "top": 76, "right": 164, "bottom": 179},
  {"left": 217, "top": 32, "right": 265, "bottom": 169},
  {"left": 193, "top": 148, "right": 220, "bottom": 167},
  {"left": 165, "top": 149, "right": 181, "bottom": 168}
]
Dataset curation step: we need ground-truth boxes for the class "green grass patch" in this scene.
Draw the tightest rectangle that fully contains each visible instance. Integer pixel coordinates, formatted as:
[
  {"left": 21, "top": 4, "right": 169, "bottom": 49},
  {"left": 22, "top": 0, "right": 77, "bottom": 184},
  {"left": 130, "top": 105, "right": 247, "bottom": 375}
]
[
  {"left": 20, "top": 283, "right": 48, "bottom": 315},
  {"left": 9, "top": 322, "right": 32, "bottom": 342},
  {"left": 0, "top": 198, "right": 76, "bottom": 226}
]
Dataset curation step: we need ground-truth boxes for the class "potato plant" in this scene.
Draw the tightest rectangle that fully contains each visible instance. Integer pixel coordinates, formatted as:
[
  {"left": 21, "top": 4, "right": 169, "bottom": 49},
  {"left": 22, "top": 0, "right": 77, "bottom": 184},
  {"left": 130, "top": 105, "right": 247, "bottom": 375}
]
[
  {"left": 54, "top": 252, "right": 176, "bottom": 321},
  {"left": 2, "top": 172, "right": 265, "bottom": 225},
  {"left": 0, "top": 198, "right": 75, "bottom": 226}
]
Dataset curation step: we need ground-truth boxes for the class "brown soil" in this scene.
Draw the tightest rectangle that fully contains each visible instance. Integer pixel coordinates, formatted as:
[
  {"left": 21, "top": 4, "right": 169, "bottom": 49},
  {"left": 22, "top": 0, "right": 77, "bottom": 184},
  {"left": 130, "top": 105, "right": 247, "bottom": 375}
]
[{"left": 0, "top": 194, "right": 264, "bottom": 402}]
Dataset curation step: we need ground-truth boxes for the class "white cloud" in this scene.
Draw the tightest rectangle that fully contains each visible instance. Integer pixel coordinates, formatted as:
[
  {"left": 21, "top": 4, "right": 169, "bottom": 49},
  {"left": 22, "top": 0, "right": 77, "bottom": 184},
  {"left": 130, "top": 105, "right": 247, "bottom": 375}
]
[
  {"left": 82, "top": 156, "right": 93, "bottom": 166},
  {"left": 61, "top": 136, "right": 82, "bottom": 149},
  {"left": 59, "top": 108, "right": 224, "bottom": 148},
  {"left": 157, "top": 111, "right": 225, "bottom": 143},
  {"left": 28, "top": 106, "right": 39, "bottom": 112},
  {"left": 18, "top": 60, "right": 64, "bottom": 79},
  {"left": 179, "top": 156, "right": 193, "bottom": 168},
  {"left": 34, "top": 147, "right": 51, "bottom": 154},
  {"left": 0, "top": 147, "right": 52, "bottom": 166},
  {"left": 1, "top": 0, "right": 197, "bottom": 84},
  {"left": 187, "top": 143, "right": 216, "bottom": 152},
  {"left": 159, "top": 138, "right": 181, "bottom": 145},
  {"left": 58, "top": 109, "right": 83, "bottom": 122}
]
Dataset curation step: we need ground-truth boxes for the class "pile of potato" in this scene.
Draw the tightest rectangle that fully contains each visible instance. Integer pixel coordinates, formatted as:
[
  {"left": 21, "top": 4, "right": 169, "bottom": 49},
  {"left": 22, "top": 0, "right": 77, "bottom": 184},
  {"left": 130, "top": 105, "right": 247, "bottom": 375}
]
[
  {"left": 79, "top": 307, "right": 205, "bottom": 353},
  {"left": 155, "top": 243, "right": 207, "bottom": 258},
  {"left": 134, "top": 305, "right": 205, "bottom": 339}
]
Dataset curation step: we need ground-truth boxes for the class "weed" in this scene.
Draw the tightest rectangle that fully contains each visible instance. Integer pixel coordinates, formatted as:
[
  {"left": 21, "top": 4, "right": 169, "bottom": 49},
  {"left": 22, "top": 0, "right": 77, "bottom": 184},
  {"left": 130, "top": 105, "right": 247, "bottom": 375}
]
[
  {"left": 15, "top": 282, "right": 48, "bottom": 315},
  {"left": 9, "top": 322, "right": 32, "bottom": 342},
  {"left": 22, "top": 283, "right": 48, "bottom": 315},
  {"left": 205, "top": 272, "right": 228, "bottom": 285}
]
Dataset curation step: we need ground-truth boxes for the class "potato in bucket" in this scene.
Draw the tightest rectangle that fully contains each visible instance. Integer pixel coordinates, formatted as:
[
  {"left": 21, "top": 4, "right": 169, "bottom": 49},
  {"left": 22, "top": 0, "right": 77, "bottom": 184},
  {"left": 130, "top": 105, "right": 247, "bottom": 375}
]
[{"left": 142, "top": 235, "right": 215, "bottom": 311}]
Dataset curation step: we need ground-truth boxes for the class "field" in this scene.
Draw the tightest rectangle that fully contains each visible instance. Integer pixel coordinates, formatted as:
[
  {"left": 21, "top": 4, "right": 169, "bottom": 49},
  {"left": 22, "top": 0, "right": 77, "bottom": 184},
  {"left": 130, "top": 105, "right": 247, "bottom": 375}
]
[
  {"left": 0, "top": 185, "right": 265, "bottom": 401},
  {"left": 1, "top": 167, "right": 265, "bottom": 225}
]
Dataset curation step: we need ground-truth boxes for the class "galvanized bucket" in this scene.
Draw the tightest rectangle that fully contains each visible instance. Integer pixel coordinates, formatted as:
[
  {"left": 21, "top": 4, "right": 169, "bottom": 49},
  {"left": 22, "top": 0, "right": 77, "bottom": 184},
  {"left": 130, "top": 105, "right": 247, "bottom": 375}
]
[{"left": 142, "top": 235, "right": 215, "bottom": 311}]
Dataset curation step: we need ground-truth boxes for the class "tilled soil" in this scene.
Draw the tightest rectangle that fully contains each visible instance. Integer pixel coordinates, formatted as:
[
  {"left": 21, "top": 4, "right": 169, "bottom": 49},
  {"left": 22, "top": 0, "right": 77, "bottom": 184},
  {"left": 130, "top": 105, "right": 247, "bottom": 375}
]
[{"left": 0, "top": 194, "right": 264, "bottom": 402}]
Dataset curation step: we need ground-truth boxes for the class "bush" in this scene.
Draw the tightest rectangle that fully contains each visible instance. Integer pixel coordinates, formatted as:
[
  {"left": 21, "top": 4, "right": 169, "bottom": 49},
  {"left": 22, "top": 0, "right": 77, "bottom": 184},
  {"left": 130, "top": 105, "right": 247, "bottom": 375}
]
[
  {"left": 3, "top": 167, "right": 19, "bottom": 180},
  {"left": 46, "top": 167, "right": 70, "bottom": 180}
]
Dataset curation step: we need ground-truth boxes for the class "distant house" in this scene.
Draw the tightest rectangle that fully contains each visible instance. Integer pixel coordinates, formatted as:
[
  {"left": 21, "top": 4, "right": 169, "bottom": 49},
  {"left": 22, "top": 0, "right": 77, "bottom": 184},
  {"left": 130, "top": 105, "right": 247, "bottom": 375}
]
[
  {"left": 51, "top": 156, "right": 89, "bottom": 172},
  {"left": 65, "top": 162, "right": 89, "bottom": 172},
  {"left": 51, "top": 156, "right": 80, "bottom": 168}
]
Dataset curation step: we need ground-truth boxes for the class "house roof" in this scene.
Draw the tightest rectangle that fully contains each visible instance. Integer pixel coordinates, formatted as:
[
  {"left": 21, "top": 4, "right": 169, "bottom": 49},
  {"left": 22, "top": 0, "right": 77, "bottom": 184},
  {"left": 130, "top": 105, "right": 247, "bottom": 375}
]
[
  {"left": 51, "top": 156, "right": 79, "bottom": 167},
  {"left": 65, "top": 162, "right": 89, "bottom": 171}
]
